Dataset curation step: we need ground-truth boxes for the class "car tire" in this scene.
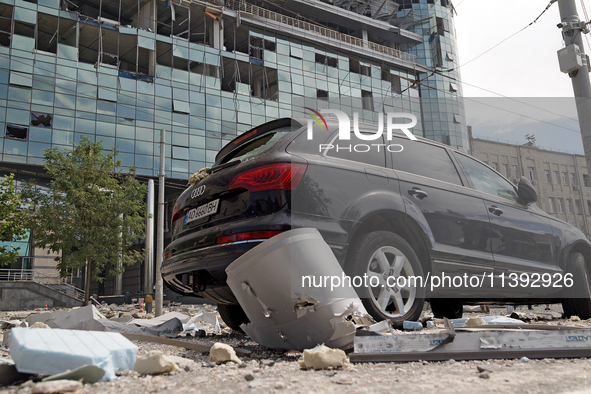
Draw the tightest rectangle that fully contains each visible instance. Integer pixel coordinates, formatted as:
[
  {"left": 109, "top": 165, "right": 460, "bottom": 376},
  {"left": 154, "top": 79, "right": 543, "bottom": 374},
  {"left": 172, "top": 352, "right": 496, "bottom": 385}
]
[
  {"left": 562, "top": 252, "right": 591, "bottom": 320},
  {"left": 345, "top": 231, "right": 425, "bottom": 328},
  {"left": 430, "top": 299, "right": 463, "bottom": 319},
  {"left": 217, "top": 303, "right": 250, "bottom": 331}
]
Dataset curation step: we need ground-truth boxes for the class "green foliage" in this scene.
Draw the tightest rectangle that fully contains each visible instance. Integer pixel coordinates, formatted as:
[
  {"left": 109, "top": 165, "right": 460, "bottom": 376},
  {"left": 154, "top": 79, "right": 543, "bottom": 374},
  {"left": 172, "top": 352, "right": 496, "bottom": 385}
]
[
  {"left": 0, "top": 173, "right": 27, "bottom": 266},
  {"left": 22, "top": 137, "right": 147, "bottom": 282}
]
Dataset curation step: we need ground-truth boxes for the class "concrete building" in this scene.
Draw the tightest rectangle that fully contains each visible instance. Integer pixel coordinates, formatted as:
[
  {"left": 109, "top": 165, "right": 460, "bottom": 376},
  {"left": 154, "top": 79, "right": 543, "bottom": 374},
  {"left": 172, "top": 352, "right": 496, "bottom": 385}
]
[
  {"left": 0, "top": 0, "right": 466, "bottom": 296},
  {"left": 470, "top": 132, "right": 591, "bottom": 239}
]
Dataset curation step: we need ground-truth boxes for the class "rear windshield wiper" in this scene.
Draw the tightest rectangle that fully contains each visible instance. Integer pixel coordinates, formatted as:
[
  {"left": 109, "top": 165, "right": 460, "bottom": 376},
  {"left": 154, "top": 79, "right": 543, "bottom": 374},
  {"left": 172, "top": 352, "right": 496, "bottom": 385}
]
[{"left": 208, "top": 160, "right": 240, "bottom": 174}]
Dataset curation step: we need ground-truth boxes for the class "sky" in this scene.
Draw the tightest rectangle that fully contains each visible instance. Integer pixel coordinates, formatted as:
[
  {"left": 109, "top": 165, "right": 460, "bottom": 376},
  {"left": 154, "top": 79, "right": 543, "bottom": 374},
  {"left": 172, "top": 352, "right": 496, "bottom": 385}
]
[{"left": 453, "top": 0, "right": 588, "bottom": 153}]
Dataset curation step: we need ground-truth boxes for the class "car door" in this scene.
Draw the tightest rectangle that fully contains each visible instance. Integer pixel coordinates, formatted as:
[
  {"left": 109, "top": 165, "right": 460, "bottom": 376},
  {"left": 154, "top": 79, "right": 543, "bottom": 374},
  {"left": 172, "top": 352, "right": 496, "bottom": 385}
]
[
  {"left": 389, "top": 138, "right": 496, "bottom": 297},
  {"left": 453, "top": 153, "right": 558, "bottom": 298}
]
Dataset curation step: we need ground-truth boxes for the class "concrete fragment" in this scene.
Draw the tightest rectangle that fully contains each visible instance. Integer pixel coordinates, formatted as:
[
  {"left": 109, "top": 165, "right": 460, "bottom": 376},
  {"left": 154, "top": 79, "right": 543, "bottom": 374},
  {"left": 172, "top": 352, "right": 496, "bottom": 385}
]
[
  {"left": 571, "top": 316, "right": 581, "bottom": 322},
  {"left": 29, "top": 322, "right": 50, "bottom": 329},
  {"left": 133, "top": 351, "right": 180, "bottom": 375},
  {"left": 465, "top": 317, "right": 486, "bottom": 326},
  {"left": 165, "top": 355, "right": 197, "bottom": 371},
  {"left": 31, "top": 380, "right": 82, "bottom": 394},
  {"left": 209, "top": 343, "right": 241, "bottom": 364},
  {"left": 298, "top": 344, "right": 349, "bottom": 370},
  {"left": 9, "top": 327, "right": 137, "bottom": 381}
]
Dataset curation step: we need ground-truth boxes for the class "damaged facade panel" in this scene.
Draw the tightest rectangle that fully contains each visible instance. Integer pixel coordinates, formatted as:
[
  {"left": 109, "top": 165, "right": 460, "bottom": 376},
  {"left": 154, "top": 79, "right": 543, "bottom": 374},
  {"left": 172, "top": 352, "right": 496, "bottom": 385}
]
[{"left": 58, "top": 18, "right": 77, "bottom": 48}]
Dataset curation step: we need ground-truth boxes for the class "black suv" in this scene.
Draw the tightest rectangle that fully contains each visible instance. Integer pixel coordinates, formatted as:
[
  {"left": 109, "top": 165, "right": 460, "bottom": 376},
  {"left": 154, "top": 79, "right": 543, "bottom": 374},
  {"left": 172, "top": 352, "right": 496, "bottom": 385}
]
[{"left": 163, "top": 118, "right": 591, "bottom": 329}]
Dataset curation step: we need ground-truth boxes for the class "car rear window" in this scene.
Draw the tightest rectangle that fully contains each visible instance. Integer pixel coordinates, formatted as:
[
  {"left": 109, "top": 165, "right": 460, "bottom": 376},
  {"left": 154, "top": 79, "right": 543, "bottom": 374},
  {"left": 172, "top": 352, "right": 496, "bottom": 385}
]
[{"left": 215, "top": 126, "right": 291, "bottom": 165}]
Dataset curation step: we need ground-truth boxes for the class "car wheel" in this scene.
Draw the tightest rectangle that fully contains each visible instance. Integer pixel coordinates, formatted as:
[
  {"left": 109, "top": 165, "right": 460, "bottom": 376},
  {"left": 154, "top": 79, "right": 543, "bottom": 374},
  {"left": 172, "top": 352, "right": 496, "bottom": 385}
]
[
  {"left": 346, "top": 231, "right": 425, "bottom": 328},
  {"left": 430, "top": 299, "right": 463, "bottom": 319},
  {"left": 562, "top": 252, "right": 591, "bottom": 319},
  {"left": 217, "top": 303, "right": 250, "bottom": 331}
]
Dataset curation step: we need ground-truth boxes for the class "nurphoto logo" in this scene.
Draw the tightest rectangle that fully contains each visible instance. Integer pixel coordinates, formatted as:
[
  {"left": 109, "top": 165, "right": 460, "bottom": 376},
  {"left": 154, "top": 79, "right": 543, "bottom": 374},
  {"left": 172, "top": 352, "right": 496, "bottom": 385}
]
[{"left": 304, "top": 108, "right": 418, "bottom": 153}]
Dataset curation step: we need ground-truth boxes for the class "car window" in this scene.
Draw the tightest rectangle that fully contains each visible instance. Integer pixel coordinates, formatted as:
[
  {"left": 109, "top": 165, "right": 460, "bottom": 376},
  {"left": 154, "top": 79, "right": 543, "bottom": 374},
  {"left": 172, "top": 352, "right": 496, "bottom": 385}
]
[
  {"left": 390, "top": 138, "right": 462, "bottom": 186},
  {"left": 455, "top": 153, "right": 518, "bottom": 202},
  {"left": 216, "top": 126, "right": 291, "bottom": 164},
  {"left": 326, "top": 133, "right": 386, "bottom": 168}
]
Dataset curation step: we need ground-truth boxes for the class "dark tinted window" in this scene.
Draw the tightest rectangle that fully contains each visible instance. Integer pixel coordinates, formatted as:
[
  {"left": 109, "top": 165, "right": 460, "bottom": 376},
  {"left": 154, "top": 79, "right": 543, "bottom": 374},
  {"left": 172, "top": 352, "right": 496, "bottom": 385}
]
[
  {"left": 455, "top": 153, "right": 518, "bottom": 202},
  {"left": 326, "top": 133, "right": 386, "bottom": 168},
  {"left": 390, "top": 138, "right": 462, "bottom": 185}
]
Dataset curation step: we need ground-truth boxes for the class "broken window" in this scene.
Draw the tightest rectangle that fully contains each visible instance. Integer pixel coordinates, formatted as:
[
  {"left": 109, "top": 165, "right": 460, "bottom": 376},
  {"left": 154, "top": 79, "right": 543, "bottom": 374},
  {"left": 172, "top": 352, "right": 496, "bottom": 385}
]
[
  {"left": 189, "top": 5, "right": 208, "bottom": 46},
  {"left": 189, "top": 61, "right": 204, "bottom": 74},
  {"left": 234, "top": 25, "right": 249, "bottom": 55},
  {"left": 204, "top": 64, "right": 219, "bottom": 78},
  {"left": 315, "top": 54, "right": 338, "bottom": 68},
  {"left": 251, "top": 65, "right": 277, "bottom": 101},
  {"left": 221, "top": 57, "right": 235, "bottom": 93},
  {"left": 58, "top": 18, "right": 77, "bottom": 48},
  {"left": 264, "top": 40, "right": 276, "bottom": 52},
  {"left": 361, "top": 90, "right": 373, "bottom": 111},
  {"left": 6, "top": 124, "right": 28, "bottom": 140},
  {"left": 172, "top": 3, "right": 190, "bottom": 39},
  {"left": 0, "top": 4, "right": 12, "bottom": 47},
  {"left": 79, "top": 23, "right": 100, "bottom": 65},
  {"left": 250, "top": 36, "right": 263, "bottom": 61},
  {"left": 134, "top": 0, "right": 154, "bottom": 30},
  {"left": 156, "top": 41, "right": 172, "bottom": 67},
  {"left": 119, "top": 34, "right": 137, "bottom": 74},
  {"left": 436, "top": 17, "right": 449, "bottom": 35},
  {"left": 14, "top": 21, "right": 35, "bottom": 38},
  {"left": 37, "top": 14, "right": 58, "bottom": 54},
  {"left": 173, "top": 56, "right": 188, "bottom": 71},
  {"left": 317, "top": 89, "right": 328, "bottom": 100},
  {"left": 100, "top": 27, "right": 119, "bottom": 68},
  {"left": 30, "top": 112, "right": 53, "bottom": 128},
  {"left": 156, "top": 0, "right": 172, "bottom": 37},
  {"left": 349, "top": 59, "right": 360, "bottom": 74},
  {"left": 360, "top": 63, "right": 370, "bottom": 76},
  {"left": 138, "top": 47, "right": 153, "bottom": 76}
]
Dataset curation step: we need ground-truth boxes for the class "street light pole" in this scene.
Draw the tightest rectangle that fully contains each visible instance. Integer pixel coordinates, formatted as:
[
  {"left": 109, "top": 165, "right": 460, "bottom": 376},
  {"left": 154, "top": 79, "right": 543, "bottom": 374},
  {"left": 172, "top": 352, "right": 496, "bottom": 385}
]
[{"left": 155, "top": 129, "right": 165, "bottom": 316}]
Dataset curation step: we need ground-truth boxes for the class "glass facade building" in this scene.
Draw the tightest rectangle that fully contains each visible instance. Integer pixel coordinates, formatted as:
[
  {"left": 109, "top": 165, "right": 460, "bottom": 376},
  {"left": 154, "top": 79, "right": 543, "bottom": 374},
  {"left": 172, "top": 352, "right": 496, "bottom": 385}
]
[{"left": 0, "top": 0, "right": 466, "bottom": 288}]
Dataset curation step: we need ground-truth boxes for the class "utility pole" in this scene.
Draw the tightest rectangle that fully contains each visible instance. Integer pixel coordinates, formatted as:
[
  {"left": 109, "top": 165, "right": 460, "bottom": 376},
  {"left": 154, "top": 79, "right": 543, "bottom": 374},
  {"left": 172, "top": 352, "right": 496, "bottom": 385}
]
[
  {"left": 556, "top": 0, "right": 591, "bottom": 172},
  {"left": 155, "top": 129, "right": 165, "bottom": 316},
  {"left": 144, "top": 179, "right": 154, "bottom": 295}
]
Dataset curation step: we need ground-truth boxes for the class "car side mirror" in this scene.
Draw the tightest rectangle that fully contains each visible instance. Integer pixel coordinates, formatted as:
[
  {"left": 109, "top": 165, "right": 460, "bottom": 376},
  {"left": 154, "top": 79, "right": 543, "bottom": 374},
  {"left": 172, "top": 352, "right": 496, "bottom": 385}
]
[{"left": 517, "top": 176, "right": 537, "bottom": 205}]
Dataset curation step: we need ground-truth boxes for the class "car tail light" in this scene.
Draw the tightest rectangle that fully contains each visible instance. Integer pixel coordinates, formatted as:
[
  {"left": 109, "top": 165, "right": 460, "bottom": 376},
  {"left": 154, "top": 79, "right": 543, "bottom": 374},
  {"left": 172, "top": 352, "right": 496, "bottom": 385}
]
[
  {"left": 171, "top": 202, "right": 182, "bottom": 227},
  {"left": 228, "top": 163, "right": 307, "bottom": 193},
  {"left": 215, "top": 230, "right": 283, "bottom": 245}
]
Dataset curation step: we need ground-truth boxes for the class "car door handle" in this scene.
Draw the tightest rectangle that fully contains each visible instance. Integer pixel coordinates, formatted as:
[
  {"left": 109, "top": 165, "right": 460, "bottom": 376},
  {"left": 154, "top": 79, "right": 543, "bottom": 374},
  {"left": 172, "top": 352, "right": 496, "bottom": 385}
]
[
  {"left": 488, "top": 205, "right": 504, "bottom": 216},
  {"left": 408, "top": 188, "right": 428, "bottom": 200}
]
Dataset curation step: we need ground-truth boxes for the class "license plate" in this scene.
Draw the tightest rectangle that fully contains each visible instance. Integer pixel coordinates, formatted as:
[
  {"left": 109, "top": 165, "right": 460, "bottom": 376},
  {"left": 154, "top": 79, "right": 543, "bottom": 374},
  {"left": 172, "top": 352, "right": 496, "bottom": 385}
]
[{"left": 184, "top": 199, "right": 219, "bottom": 224}]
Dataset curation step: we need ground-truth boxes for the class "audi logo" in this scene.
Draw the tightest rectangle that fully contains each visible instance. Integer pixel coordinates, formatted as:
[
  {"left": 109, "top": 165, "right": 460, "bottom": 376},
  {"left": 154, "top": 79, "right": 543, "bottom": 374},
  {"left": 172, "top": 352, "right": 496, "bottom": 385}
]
[{"left": 190, "top": 185, "right": 206, "bottom": 199}]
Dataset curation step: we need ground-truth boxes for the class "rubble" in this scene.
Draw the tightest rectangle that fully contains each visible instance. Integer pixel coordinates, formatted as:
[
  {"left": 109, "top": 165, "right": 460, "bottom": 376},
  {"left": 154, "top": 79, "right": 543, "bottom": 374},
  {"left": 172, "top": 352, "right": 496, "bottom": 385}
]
[
  {"left": 226, "top": 228, "right": 375, "bottom": 350},
  {"left": 9, "top": 327, "right": 138, "bottom": 381},
  {"left": 209, "top": 343, "right": 241, "bottom": 365},
  {"left": 42, "top": 365, "right": 105, "bottom": 384},
  {"left": 298, "top": 344, "right": 349, "bottom": 370},
  {"left": 132, "top": 351, "right": 180, "bottom": 375},
  {"left": 29, "top": 322, "right": 50, "bottom": 329},
  {"left": 31, "top": 380, "right": 82, "bottom": 394}
]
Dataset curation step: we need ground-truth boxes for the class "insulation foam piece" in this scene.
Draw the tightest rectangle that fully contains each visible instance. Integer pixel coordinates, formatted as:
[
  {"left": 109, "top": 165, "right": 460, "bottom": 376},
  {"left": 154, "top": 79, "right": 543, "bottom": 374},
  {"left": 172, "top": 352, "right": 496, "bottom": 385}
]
[{"left": 9, "top": 327, "right": 138, "bottom": 381}]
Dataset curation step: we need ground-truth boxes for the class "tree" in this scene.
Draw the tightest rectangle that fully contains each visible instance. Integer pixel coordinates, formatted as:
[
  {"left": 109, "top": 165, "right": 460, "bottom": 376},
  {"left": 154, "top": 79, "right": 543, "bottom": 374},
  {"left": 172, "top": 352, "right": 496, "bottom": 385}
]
[
  {"left": 0, "top": 173, "right": 27, "bottom": 266},
  {"left": 23, "top": 137, "right": 147, "bottom": 304}
]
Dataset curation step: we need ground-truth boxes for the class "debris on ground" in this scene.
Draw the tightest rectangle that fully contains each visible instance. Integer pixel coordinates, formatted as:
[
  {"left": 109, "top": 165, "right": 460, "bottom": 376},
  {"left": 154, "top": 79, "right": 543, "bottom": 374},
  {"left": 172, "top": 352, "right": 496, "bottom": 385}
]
[
  {"left": 209, "top": 343, "right": 242, "bottom": 365},
  {"left": 31, "top": 379, "right": 82, "bottom": 394},
  {"left": 29, "top": 322, "right": 50, "bottom": 329},
  {"left": 9, "top": 327, "right": 137, "bottom": 381},
  {"left": 226, "top": 228, "right": 375, "bottom": 351},
  {"left": 298, "top": 344, "right": 349, "bottom": 370},
  {"left": 133, "top": 351, "right": 180, "bottom": 375},
  {"left": 42, "top": 365, "right": 105, "bottom": 384}
]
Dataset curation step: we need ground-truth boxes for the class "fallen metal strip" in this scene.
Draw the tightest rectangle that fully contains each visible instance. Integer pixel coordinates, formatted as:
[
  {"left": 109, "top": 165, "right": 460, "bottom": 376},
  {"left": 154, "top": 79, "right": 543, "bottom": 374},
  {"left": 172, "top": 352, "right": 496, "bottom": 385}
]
[
  {"left": 350, "top": 347, "right": 591, "bottom": 363},
  {"left": 454, "top": 324, "right": 586, "bottom": 331},
  {"left": 120, "top": 333, "right": 251, "bottom": 356}
]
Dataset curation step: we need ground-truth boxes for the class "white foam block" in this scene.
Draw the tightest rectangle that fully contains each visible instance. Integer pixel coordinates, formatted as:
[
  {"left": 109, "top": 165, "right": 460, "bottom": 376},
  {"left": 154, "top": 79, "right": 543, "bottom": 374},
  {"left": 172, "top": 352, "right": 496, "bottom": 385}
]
[{"left": 9, "top": 327, "right": 138, "bottom": 381}]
